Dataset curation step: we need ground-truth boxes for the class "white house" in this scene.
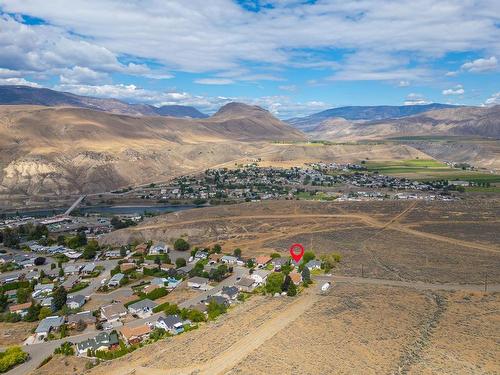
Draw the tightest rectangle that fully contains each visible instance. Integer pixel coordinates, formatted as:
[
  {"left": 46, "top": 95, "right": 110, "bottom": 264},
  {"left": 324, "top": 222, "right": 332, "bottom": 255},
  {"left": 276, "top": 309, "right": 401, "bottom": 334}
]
[
  {"left": 66, "top": 294, "right": 86, "bottom": 309},
  {"left": 149, "top": 242, "right": 169, "bottom": 255},
  {"left": 187, "top": 276, "right": 209, "bottom": 290},
  {"left": 250, "top": 270, "right": 270, "bottom": 286}
]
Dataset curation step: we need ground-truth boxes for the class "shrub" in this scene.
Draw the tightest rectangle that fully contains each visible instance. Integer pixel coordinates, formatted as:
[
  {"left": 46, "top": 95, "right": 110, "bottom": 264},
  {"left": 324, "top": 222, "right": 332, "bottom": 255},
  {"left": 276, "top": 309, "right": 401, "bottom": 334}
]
[
  {"left": 0, "top": 346, "right": 28, "bottom": 373},
  {"left": 173, "top": 238, "right": 190, "bottom": 251},
  {"left": 54, "top": 341, "right": 74, "bottom": 356},
  {"left": 146, "top": 287, "right": 168, "bottom": 300}
]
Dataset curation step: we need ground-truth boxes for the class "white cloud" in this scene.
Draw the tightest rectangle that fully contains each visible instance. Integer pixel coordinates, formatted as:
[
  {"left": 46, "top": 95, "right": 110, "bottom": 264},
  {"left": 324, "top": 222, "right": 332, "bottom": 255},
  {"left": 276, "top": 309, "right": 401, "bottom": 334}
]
[
  {"left": 194, "top": 78, "right": 234, "bottom": 85},
  {"left": 483, "top": 92, "right": 500, "bottom": 106},
  {"left": 461, "top": 56, "right": 497, "bottom": 72},
  {"left": 59, "top": 66, "right": 110, "bottom": 85},
  {"left": 442, "top": 84, "right": 464, "bottom": 96},
  {"left": 398, "top": 80, "right": 410, "bottom": 87},
  {"left": 1, "top": 1, "right": 499, "bottom": 82},
  {"left": 404, "top": 93, "right": 430, "bottom": 105},
  {"left": 278, "top": 85, "right": 297, "bottom": 92},
  {"left": 445, "top": 71, "right": 458, "bottom": 77},
  {"left": 0, "top": 77, "right": 40, "bottom": 87}
]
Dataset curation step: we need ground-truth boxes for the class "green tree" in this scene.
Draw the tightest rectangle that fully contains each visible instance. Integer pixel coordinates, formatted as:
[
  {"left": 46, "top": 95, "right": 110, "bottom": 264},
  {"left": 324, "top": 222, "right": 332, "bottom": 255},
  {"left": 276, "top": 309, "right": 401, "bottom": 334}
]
[
  {"left": 233, "top": 248, "right": 242, "bottom": 257},
  {"left": 212, "top": 244, "right": 222, "bottom": 253},
  {"left": 173, "top": 238, "right": 190, "bottom": 251},
  {"left": 265, "top": 272, "right": 284, "bottom": 295},
  {"left": 270, "top": 252, "right": 281, "bottom": 259},
  {"left": 82, "top": 240, "right": 100, "bottom": 259},
  {"left": 16, "top": 288, "right": 30, "bottom": 304},
  {"left": 207, "top": 300, "right": 227, "bottom": 320},
  {"left": 301, "top": 267, "right": 311, "bottom": 284},
  {"left": 52, "top": 286, "right": 67, "bottom": 311},
  {"left": 175, "top": 257, "right": 187, "bottom": 268},
  {"left": 120, "top": 246, "right": 127, "bottom": 257},
  {"left": 154, "top": 256, "right": 162, "bottom": 268},
  {"left": 38, "top": 306, "right": 52, "bottom": 320},
  {"left": 281, "top": 275, "right": 291, "bottom": 292},
  {"left": 302, "top": 251, "right": 315, "bottom": 264},
  {"left": 287, "top": 281, "right": 297, "bottom": 296},
  {"left": 2, "top": 227, "right": 20, "bottom": 248},
  {"left": 24, "top": 304, "right": 41, "bottom": 322}
]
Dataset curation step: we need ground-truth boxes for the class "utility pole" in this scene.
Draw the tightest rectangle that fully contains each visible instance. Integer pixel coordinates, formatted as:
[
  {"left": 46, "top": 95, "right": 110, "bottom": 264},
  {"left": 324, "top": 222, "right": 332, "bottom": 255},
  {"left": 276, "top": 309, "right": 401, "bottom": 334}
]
[
  {"left": 361, "top": 264, "right": 364, "bottom": 278},
  {"left": 484, "top": 273, "right": 488, "bottom": 292}
]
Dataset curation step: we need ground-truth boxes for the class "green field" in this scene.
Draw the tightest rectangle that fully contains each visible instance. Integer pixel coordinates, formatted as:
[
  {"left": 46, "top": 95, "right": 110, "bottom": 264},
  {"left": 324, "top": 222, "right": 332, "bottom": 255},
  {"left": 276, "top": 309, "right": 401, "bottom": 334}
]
[{"left": 365, "top": 159, "right": 500, "bottom": 182}]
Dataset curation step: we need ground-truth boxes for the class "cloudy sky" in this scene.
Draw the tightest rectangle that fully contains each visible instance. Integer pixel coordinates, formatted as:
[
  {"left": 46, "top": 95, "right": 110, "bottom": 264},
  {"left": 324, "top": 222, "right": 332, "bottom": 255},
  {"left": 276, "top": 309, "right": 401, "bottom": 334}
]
[{"left": 0, "top": 0, "right": 499, "bottom": 118}]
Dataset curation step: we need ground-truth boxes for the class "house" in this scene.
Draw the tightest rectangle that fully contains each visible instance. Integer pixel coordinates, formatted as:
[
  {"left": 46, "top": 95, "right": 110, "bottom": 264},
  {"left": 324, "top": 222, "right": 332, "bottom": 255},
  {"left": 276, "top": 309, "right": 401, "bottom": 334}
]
[
  {"left": 120, "top": 263, "right": 136, "bottom": 273},
  {"left": 271, "top": 257, "right": 289, "bottom": 271},
  {"left": 35, "top": 316, "right": 65, "bottom": 339},
  {"left": 206, "top": 295, "right": 229, "bottom": 307},
  {"left": 305, "top": 259, "right": 322, "bottom": 271},
  {"left": 5, "top": 290, "right": 17, "bottom": 301},
  {"left": 105, "top": 250, "right": 122, "bottom": 258},
  {"left": 9, "top": 301, "right": 32, "bottom": 317},
  {"left": 33, "top": 283, "right": 54, "bottom": 297},
  {"left": 150, "top": 277, "right": 167, "bottom": 286},
  {"left": 127, "top": 299, "right": 158, "bottom": 318},
  {"left": 62, "top": 275, "right": 79, "bottom": 291},
  {"left": 67, "top": 310, "right": 96, "bottom": 328},
  {"left": 187, "top": 276, "right": 209, "bottom": 290},
  {"left": 63, "top": 264, "right": 82, "bottom": 275},
  {"left": 24, "top": 270, "right": 40, "bottom": 281},
  {"left": 76, "top": 331, "right": 119, "bottom": 356},
  {"left": 155, "top": 315, "right": 184, "bottom": 335},
  {"left": 120, "top": 324, "right": 152, "bottom": 345},
  {"left": 108, "top": 273, "right": 125, "bottom": 287},
  {"left": 220, "top": 286, "right": 239, "bottom": 300},
  {"left": 208, "top": 253, "right": 222, "bottom": 264},
  {"left": 250, "top": 269, "right": 270, "bottom": 285},
  {"left": 220, "top": 255, "right": 238, "bottom": 265},
  {"left": 166, "top": 278, "right": 181, "bottom": 289},
  {"left": 82, "top": 263, "right": 96, "bottom": 275},
  {"left": 134, "top": 243, "right": 149, "bottom": 255},
  {"left": 255, "top": 255, "right": 272, "bottom": 268},
  {"left": 194, "top": 251, "right": 208, "bottom": 260},
  {"left": 66, "top": 294, "right": 86, "bottom": 309},
  {"left": 149, "top": 242, "right": 168, "bottom": 255},
  {"left": 40, "top": 297, "right": 54, "bottom": 309},
  {"left": 176, "top": 264, "right": 195, "bottom": 275},
  {"left": 289, "top": 271, "right": 302, "bottom": 285},
  {"left": 236, "top": 277, "right": 255, "bottom": 292},
  {"left": 190, "top": 302, "right": 208, "bottom": 314},
  {"left": 101, "top": 303, "right": 127, "bottom": 322}
]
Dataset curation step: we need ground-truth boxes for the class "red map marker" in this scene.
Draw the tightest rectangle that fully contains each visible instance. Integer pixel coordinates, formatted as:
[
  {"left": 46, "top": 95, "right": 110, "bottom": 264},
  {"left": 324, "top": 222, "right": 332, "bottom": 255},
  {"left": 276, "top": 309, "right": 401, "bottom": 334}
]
[{"left": 289, "top": 243, "right": 305, "bottom": 263}]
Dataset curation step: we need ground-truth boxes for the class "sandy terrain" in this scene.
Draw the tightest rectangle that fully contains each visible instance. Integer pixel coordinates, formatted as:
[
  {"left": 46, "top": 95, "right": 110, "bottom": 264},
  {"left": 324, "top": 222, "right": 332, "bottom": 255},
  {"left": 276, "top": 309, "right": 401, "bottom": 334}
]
[
  {"left": 0, "top": 322, "right": 36, "bottom": 346},
  {"left": 29, "top": 354, "right": 91, "bottom": 375}
]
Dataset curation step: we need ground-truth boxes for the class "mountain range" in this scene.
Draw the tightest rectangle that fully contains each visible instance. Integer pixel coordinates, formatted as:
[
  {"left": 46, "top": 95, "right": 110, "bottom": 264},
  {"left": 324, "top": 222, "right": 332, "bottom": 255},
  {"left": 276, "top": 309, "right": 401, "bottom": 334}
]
[
  {"left": 0, "top": 85, "right": 208, "bottom": 118},
  {"left": 0, "top": 85, "right": 498, "bottom": 201},
  {"left": 287, "top": 103, "right": 457, "bottom": 131}
]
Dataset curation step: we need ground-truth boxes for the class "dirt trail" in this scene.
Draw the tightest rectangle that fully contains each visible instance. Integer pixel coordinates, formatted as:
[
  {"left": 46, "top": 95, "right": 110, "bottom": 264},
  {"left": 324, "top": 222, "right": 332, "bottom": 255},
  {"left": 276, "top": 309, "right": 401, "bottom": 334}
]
[{"left": 110, "top": 291, "right": 320, "bottom": 375}]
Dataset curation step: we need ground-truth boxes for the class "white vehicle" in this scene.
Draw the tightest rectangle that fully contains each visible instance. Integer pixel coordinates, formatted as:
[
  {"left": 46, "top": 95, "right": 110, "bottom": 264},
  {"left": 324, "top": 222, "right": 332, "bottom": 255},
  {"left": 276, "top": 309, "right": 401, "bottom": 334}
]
[
  {"left": 101, "top": 278, "right": 107, "bottom": 285},
  {"left": 321, "top": 282, "right": 331, "bottom": 292}
]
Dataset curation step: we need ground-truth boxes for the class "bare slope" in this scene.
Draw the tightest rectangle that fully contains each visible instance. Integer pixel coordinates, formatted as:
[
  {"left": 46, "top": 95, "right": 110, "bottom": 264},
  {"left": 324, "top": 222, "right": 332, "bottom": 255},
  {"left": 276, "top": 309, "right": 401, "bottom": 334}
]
[
  {"left": 309, "top": 105, "right": 500, "bottom": 140},
  {"left": 0, "top": 104, "right": 304, "bottom": 196}
]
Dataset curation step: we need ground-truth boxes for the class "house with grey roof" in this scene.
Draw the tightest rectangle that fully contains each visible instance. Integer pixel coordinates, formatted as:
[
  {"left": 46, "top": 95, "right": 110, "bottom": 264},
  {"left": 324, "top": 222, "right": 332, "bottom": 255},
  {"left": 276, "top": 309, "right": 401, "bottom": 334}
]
[
  {"left": 108, "top": 273, "right": 125, "bottom": 288},
  {"left": 206, "top": 295, "right": 229, "bottom": 307},
  {"left": 63, "top": 264, "right": 82, "bottom": 275},
  {"left": 82, "top": 263, "right": 96, "bottom": 274},
  {"left": 67, "top": 310, "right": 96, "bottom": 327},
  {"left": 176, "top": 263, "right": 195, "bottom": 275},
  {"left": 67, "top": 294, "right": 86, "bottom": 309},
  {"left": 155, "top": 315, "right": 184, "bottom": 335},
  {"left": 127, "top": 299, "right": 158, "bottom": 318},
  {"left": 101, "top": 303, "right": 127, "bottom": 322},
  {"left": 35, "top": 316, "right": 65, "bottom": 339},
  {"left": 149, "top": 242, "right": 169, "bottom": 255},
  {"left": 220, "top": 255, "right": 238, "bottom": 265},
  {"left": 305, "top": 259, "right": 322, "bottom": 271},
  {"left": 220, "top": 286, "right": 239, "bottom": 300},
  {"left": 236, "top": 277, "right": 255, "bottom": 292},
  {"left": 187, "top": 276, "right": 209, "bottom": 290},
  {"left": 271, "top": 257, "right": 289, "bottom": 271},
  {"left": 76, "top": 331, "right": 119, "bottom": 356}
]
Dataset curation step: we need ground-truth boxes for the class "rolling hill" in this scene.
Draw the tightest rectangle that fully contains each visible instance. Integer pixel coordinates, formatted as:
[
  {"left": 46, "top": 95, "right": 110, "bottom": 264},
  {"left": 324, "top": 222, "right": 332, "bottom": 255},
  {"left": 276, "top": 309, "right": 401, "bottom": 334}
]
[
  {"left": 307, "top": 105, "right": 500, "bottom": 140},
  {"left": 0, "top": 102, "right": 304, "bottom": 197},
  {"left": 0, "top": 85, "right": 208, "bottom": 118},
  {"left": 287, "top": 103, "right": 457, "bottom": 131}
]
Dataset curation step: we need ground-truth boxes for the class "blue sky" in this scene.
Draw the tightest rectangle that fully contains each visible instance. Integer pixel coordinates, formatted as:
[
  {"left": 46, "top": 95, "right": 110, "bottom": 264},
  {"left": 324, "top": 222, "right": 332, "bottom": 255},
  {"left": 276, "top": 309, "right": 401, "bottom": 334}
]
[{"left": 0, "top": 0, "right": 499, "bottom": 118}]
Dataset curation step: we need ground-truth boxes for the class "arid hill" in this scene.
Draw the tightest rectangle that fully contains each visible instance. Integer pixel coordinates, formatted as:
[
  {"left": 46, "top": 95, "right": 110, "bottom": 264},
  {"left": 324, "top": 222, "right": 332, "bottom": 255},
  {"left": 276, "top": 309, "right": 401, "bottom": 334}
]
[
  {"left": 0, "top": 85, "right": 208, "bottom": 118},
  {"left": 0, "top": 103, "right": 304, "bottom": 197},
  {"left": 308, "top": 105, "right": 500, "bottom": 140}
]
